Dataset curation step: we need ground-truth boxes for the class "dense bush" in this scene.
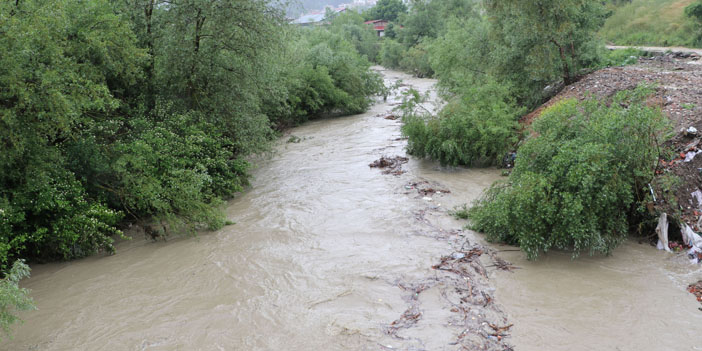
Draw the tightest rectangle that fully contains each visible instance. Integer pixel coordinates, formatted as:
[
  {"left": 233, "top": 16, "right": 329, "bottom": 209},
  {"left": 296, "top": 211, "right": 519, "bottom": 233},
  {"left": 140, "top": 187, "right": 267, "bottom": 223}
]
[
  {"left": 686, "top": 1, "right": 702, "bottom": 45},
  {"left": 0, "top": 0, "right": 141, "bottom": 266},
  {"left": 380, "top": 39, "right": 405, "bottom": 68},
  {"left": 399, "top": 40, "right": 434, "bottom": 78},
  {"left": 428, "top": 17, "right": 492, "bottom": 94},
  {"left": 328, "top": 11, "right": 381, "bottom": 62},
  {"left": 468, "top": 87, "right": 670, "bottom": 259},
  {"left": 401, "top": 80, "right": 523, "bottom": 166}
]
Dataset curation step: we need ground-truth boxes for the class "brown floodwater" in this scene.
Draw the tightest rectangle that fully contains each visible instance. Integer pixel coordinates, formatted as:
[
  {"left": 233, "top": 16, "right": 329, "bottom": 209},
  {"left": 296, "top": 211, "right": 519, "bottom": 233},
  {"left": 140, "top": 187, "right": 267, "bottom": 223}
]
[{"left": 6, "top": 68, "right": 702, "bottom": 351}]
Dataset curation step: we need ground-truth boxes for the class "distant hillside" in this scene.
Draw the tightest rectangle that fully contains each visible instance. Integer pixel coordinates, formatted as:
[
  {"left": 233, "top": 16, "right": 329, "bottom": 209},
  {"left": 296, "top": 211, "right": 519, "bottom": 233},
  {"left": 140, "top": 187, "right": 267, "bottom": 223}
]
[
  {"left": 601, "top": 0, "right": 701, "bottom": 47},
  {"left": 287, "top": 0, "right": 349, "bottom": 16}
]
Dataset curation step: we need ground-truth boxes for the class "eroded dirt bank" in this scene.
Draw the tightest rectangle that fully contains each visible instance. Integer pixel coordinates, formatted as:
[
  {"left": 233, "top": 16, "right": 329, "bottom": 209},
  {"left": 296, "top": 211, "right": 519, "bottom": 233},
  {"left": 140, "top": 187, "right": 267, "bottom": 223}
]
[{"left": 5, "top": 69, "right": 511, "bottom": 351}]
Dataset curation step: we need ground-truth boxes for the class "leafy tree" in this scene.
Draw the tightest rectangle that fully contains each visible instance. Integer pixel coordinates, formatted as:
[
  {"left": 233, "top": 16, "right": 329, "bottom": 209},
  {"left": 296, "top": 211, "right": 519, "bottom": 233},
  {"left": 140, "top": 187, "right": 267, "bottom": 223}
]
[
  {"left": 380, "top": 39, "right": 405, "bottom": 68},
  {"left": 484, "top": 0, "right": 606, "bottom": 104},
  {"left": 0, "top": 0, "right": 141, "bottom": 265},
  {"left": 365, "top": 0, "right": 407, "bottom": 22},
  {"left": 397, "top": 0, "right": 476, "bottom": 47},
  {"left": 0, "top": 260, "right": 35, "bottom": 339},
  {"left": 400, "top": 39, "right": 434, "bottom": 78},
  {"left": 0, "top": 0, "right": 385, "bottom": 269},
  {"left": 385, "top": 22, "right": 397, "bottom": 39},
  {"left": 686, "top": 1, "right": 702, "bottom": 44},
  {"left": 685, "top": 1, "right": 702, "bottom": 21},
  {"left": 429, "top": 17, "right": 493, "bottom": 94},
  {"left": 328, "top": 10, "right": 381, "bottom": 62}
]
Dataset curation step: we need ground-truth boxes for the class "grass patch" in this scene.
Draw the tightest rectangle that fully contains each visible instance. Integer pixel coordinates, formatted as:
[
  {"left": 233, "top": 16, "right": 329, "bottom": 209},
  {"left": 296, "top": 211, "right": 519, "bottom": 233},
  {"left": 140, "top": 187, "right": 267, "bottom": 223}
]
[{"left": 601, "top": 0, "right": 701, "bottom": 47}]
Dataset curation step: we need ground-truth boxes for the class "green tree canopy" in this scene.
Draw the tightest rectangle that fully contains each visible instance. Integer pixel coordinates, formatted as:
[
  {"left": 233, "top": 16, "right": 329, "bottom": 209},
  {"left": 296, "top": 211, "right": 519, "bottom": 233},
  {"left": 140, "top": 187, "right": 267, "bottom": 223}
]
[
  {"left": 365, "top": 0, "right": 407, "bottom": 22},
  {"left": 485, "top": 0, "right": 606, "bottom": 104}
]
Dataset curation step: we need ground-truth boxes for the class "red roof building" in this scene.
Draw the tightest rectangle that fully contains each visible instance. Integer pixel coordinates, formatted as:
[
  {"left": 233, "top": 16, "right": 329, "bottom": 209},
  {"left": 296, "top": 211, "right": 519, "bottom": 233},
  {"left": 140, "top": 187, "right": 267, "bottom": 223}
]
[{"left": 364, "top": 20, "right": 389, "bottom": 37}]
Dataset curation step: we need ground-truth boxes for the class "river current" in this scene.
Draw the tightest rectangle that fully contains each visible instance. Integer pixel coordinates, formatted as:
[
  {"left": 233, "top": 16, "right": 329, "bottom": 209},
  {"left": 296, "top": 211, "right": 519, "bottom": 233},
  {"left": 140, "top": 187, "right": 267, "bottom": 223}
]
[{"left": 6, "top": 68, "right": 702, "bottom": 351}]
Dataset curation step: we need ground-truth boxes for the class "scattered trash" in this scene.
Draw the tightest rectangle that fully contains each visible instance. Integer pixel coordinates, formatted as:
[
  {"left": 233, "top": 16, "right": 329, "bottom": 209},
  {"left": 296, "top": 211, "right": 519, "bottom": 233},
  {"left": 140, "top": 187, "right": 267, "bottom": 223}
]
[
  {"left": 687, "top": 280, "right": 702, "bottom": 304},
  {"left": 684, "top": 150, "right": 702, "bottom": 162},
  {"left": 422, "top": 197, "right": 432, "bottom": 201},
  {"left": 503, "top": 152, "right": 517, "bottom": 169},
  {"left": 685, "top": 139, "right": 700, "bottom": 151},
  {"left": 682, "top": 224, "right": 702, "bottom": 248},
  {"left": 488, "top": 323, "right": 514, "bottom": 340},
  {"left": 687, "top": 126, "right": 698, "bottom": 136},
  {"left": 404, "top": 181, "right": 451, "bottom": 198},
  {"left": 692, "top": 190, "right": 702, "bottom": 208},
  {"left": 688, "top": 246, "right": 702, "bottom": 264},
  {"left": 418, "top": 187, "right": 451, "bottom": 197},
  {"left": 452, "top": 252, "right": 466, "bottom": 260}
]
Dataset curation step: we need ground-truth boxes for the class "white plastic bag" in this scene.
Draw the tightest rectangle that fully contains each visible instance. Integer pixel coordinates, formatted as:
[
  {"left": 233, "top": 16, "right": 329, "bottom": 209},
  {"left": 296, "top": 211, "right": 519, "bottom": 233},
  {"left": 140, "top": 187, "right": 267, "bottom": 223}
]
[
  {"left": 682, "top": 224, "right": 702, "bottom": 249},
  {"left": 656, "top": 213, "right": 671, "bottom": 252}
]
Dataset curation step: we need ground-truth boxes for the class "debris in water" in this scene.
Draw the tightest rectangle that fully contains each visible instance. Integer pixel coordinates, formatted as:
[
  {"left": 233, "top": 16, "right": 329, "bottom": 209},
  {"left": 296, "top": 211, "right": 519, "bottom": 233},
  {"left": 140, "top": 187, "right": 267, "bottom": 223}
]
[
  {"left": 369, "top": 156, "right": 409, "bottom": 176},
  {"left": 384, "top": 114, "right": 399, "bottom": 120},
  {"left": 452, "top": 252, "right": 466, "bottom": 260},
  {"left": 687, "top": 280, "right": 702, "bottom": 304},
  {"left": 404, "top": 181, "right": 451, "bottom": 197}
]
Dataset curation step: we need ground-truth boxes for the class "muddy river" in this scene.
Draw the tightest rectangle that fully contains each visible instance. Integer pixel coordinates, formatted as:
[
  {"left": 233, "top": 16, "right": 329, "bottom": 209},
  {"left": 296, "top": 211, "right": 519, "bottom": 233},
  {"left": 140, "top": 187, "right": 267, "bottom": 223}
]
[{"left": 6, "top": 69, "right": 702, "bottom": 350}]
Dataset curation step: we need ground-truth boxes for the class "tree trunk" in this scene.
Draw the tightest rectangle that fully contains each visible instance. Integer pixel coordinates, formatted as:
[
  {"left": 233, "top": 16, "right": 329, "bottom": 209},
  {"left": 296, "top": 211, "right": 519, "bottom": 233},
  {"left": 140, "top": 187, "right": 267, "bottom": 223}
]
[
  {"left": 551, "top": 38, "right": 573, "bottom": 85},
  {"left": 144, "top": 0, "right": 155, "bottom": 113},
  {"left": 186, "top": 8, "right": 205, "bottom": 107}
]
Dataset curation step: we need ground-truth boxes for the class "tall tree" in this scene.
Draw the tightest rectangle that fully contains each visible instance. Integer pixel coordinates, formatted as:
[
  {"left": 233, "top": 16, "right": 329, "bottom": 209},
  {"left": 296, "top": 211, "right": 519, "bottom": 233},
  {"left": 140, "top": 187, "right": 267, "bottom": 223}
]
[
  {"left": 485, "top": 0, "right": 606, "bottom": 103},
  {"left": 366, "top": 0, "right": 407, "bottom": 22}
]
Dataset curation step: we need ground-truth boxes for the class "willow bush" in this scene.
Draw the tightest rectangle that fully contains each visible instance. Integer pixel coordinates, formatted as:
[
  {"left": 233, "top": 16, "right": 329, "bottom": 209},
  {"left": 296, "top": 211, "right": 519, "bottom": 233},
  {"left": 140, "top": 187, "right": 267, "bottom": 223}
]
[
  {"left": 401, "top": 80, "right": 523, "bottom": 166},
  {"left": 468, "top": 87, "right": 670, "bottom": 259}
]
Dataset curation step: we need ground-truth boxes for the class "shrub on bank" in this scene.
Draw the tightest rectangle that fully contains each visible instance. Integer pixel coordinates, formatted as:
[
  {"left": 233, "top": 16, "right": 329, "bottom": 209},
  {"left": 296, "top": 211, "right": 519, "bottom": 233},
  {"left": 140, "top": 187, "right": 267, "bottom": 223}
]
[
  {"left": 468, "top": 87, "right": 670, "bottom": 259},
  {"left": 401, "top": 80, "right": 523, "bottom": 166}
]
